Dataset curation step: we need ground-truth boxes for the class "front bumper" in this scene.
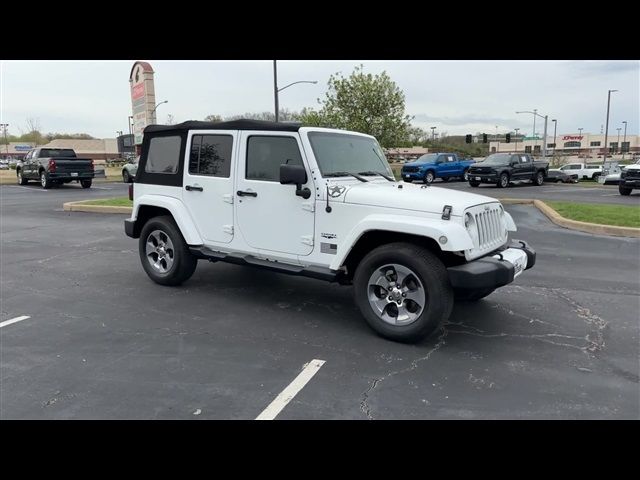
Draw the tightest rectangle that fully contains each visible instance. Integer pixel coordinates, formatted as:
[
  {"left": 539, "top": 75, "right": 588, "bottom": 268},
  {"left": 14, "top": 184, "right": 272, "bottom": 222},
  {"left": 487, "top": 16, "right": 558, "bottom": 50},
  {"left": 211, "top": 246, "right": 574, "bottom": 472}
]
[
  {"left": 401, "top": 170, "right": 424, "bottom": 181},
  {"left": 468, "top": 172, "right": 498, "bottom": 183},
  {"left": 447, "top": 239, "right": 536, "bottom": 290},
  {"left": 621, "top": 179, "right": 640, "bottom": 188}
]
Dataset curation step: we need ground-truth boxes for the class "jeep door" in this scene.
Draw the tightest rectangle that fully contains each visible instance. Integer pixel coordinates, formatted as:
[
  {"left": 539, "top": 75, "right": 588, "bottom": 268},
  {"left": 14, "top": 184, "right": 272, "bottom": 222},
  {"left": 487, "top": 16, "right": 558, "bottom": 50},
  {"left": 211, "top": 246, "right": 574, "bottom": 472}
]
[
  {"left": 235, "top": 132, "right": 314, "bottom": 256},
  {"left": 182, "top": 131, "right": 236, "bottom": 244}
]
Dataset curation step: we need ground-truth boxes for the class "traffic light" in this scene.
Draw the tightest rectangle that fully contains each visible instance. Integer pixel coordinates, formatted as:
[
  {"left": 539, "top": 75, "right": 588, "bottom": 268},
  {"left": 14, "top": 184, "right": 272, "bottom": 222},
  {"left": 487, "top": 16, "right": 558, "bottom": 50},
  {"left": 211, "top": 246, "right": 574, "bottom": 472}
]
[
  {"left": 482, "top": 133, "right": 488, "bottom": 143},
  {"left": 505, "top": 133, "right": 511, "bottom": 143},
  {"left": 465, "top": 134, "right": 472, "bottom": 144}
]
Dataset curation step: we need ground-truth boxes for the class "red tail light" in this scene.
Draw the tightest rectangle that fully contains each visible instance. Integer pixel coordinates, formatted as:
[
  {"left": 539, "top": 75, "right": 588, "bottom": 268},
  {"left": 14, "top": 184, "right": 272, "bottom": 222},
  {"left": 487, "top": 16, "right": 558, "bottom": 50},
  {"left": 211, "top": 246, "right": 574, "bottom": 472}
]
[
  {"left": 128, "top": 183, "right": 133, "bottom": 201},
  {"left": 48, "top": 159, "right": 56, "bottom": 173}
]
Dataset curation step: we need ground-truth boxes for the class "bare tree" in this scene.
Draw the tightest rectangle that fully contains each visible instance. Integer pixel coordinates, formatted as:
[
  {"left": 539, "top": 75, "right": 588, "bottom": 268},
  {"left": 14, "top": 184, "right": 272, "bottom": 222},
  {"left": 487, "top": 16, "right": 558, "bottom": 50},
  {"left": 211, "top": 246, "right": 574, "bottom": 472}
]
[
  {"left": 204, "top": 114, "right": 223, "bottom": 123},
  {"left": 166, "top": 114, "right": 175, "bottom": 125}
]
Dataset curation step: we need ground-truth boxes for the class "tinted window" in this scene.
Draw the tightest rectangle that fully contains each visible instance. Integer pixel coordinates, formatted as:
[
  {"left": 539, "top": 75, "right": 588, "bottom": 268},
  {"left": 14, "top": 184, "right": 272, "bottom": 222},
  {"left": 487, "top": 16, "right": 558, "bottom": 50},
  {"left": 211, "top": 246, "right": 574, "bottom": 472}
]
[
  {"left": 145, "top": 136, "right": 182, "bottom": 174},
  {"left": 189, "top": 134, "right": 233, "bottom": 177},
  {"left": 246, "top": 136, "right": 302, "bottom": 182},
  {"left": 40, "top": 149, "right": 76, "bottom": 158}
]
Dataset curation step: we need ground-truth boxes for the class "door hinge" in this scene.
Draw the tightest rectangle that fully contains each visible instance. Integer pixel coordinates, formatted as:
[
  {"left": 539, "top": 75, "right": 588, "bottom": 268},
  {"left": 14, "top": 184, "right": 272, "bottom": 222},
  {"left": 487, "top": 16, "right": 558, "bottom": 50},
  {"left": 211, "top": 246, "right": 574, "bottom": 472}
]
[
  {"left": 222, "top": 194, "right": 234, "bottom": 204},
  {"left": 302, "top": 202, "right": 315, "bottom": 212},
  {"left": 223, "top": 225, "right": 234, "bottom": 235},
  {"left": 301, "top": 235, "right": 314, "bottom": 246}
]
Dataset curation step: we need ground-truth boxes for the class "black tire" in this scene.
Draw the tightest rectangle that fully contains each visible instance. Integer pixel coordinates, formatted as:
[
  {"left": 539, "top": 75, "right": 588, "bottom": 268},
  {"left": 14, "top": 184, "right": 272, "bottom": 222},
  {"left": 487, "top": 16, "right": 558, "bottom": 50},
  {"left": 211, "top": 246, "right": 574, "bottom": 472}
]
[
  {"left": 81, "top": 180, "right": 92, "bottom": 189},
  {"left": 462, "top": 169, "right": 469, "bottom": 181},
  {"left": 353, "top": 242, "right": 454, "bottom": 343},
  {"left": 17, "top": 169, "right": 28, "bottom": 185},
  {"left": 534, "top": 170, "right": 544, "bottom": 186},
  {"left": 619, "top": 185, "right": 632, "bottom": 196},
  {"left": 469, "top": 181, "right": 480, "bottom": 187},
  {"left": 40, "top": 170, "right": 52, "bottom": 189},
  {"left": 123, "top": 170, "right": 131, "bottom": 183},
  {"left": 424, "top": 170, "right": 435, "bottom": 184},
  {"left": 138, "top": 215, "right": 198, "bottom": 286},
  {"left": 592, "top": 173, "right": 600, "bottom": 182},
  {"left": 455, "top": 288, "right": 495, "bottom": 302},
  {"left": 497, "top": 172, "right": 509, "bottom": 188}
]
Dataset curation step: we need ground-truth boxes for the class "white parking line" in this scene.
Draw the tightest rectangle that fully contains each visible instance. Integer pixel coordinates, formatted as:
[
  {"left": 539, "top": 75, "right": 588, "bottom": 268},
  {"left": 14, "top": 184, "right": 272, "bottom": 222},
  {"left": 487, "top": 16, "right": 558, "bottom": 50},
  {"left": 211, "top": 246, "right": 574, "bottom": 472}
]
[
  {"left": 0, "top": 316, "right": 31, "bottom": 328},
  {"left": 256, "top": 359, "right": 326, "bottom": 420},
  {"left": 5, "top": 186, "right": 49, "bottom": 192}
]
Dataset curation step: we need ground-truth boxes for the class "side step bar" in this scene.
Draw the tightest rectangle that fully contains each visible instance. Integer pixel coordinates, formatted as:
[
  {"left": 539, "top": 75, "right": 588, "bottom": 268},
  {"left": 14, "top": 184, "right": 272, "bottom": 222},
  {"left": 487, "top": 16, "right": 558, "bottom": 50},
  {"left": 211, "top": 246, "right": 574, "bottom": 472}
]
[{"left": 189, "top": 246, "right": 339, "bottom": 282}]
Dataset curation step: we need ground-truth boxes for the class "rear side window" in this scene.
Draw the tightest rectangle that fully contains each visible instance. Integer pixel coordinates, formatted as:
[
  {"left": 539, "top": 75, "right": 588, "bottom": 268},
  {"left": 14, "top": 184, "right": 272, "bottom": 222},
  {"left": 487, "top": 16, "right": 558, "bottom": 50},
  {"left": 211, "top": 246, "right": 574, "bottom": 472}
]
[
  {"left": 189, "top": 135, "right": 233, "bottom": 177},
  {"left": 145, "top": 136, "right": 181, "bottom": 174},
  {"left": 246, "top": 136, "right": 302, "bottom": 182}
]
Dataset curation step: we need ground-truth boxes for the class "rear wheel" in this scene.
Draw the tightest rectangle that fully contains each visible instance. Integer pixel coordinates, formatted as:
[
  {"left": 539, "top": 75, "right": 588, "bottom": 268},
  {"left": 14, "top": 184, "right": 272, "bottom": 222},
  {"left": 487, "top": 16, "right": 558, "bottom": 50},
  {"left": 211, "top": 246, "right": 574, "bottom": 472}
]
[
  {"left": 40, "top": 171, "right": 52, "bottom": 189},
  {"left": 534, "top": 171, "right": 544, "bottom": 186},
  {"left": 353, "top": 242, "right": 453, "bottom": 343},
  {"left": 619, "top": 185, "right": 632, "bottom": 196},
  {"left": 81, "top": 180, "right": 92, "bottom": 189},
  {"left": 497, "top": 173, "right": 509, "bottom": 188},
  {"left": 139, "top": 216, "right": 198, "bottom": 286},
  {"left": 469, "top": 181, "right": 480, "bottom": 187},
  {"left": 592, "top": 173, "right": 600, "bottom": 182},
  {"left": 17, "top": 169, "right": 28, "bottom": 185}
]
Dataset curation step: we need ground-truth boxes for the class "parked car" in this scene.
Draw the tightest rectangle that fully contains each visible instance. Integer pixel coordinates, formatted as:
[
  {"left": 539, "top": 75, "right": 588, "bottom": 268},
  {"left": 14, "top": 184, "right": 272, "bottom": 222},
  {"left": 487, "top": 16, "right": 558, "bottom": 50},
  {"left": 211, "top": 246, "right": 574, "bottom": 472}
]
[
  {"left": 619, "top": 160, "right": 640, "bottom": 195},
  {"left": 603, "top": 172, "right": 621, "bottom": 185},
  {"left": 122, "top": 156, "right": 139, "bottom": 183},
  {"left": 401, "top": 153, "right": 476, "bottom": 183},
  {"left": 16, "top": 148, "right": 94, "bottom": 189},
  {"left": 558, "top": 163, "right": 602, "bottom": 181},
  {"left": 545, "top": 169, "right": 578, "bottom": 183},
  {"left": 124, "top": 119, "right": 536, "bottom": 343},
  {"left": 467, "top": 153, "right": 549, "bottom": 188}
]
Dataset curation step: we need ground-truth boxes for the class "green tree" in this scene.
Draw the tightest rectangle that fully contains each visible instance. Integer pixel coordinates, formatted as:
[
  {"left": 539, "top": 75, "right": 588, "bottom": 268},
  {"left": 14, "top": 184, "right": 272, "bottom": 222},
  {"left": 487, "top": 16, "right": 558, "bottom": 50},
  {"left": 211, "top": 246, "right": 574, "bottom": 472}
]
[{"left": 302, "top": 65, "right": 413, "bottom": 147}]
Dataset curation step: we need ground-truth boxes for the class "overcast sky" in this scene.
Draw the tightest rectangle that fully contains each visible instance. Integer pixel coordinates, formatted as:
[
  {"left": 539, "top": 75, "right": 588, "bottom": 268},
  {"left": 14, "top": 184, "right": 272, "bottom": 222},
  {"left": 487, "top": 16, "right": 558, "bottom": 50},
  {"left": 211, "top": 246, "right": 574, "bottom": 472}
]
[{"left": 1, "top": 60, "right": 638, "bottom": 140}]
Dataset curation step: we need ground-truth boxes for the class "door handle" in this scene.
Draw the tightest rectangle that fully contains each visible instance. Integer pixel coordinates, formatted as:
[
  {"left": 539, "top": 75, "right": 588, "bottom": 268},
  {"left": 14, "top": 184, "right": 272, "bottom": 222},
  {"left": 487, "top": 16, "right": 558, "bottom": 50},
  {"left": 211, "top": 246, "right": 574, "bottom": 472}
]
[
  {"left": 237, "top": 190, "right": 257, "bottom": 197},
  {"left": 185, "top": 185, "right": 203, "bottom": 192}
]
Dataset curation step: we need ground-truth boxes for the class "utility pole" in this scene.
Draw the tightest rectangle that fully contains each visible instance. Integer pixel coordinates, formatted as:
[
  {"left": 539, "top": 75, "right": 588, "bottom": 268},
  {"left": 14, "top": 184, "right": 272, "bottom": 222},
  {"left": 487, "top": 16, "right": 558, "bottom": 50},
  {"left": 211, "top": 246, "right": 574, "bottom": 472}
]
[
  {"left": 622, "top": 121, "right": 628, "bottom": 160},
  {"left": 551, "top": 119, "right": 557, "bottom": 154},
  {"left": 0, "top": 123, "right": 8, "bottom": 155},
  {"left": 602, "top": 89, "right": 618, "bottom": 173},
  {"left": 514, "top": 128, "right": 520, "bottom": 152},
  {"left": 273, "top": 60, "right": 279, "bottom": 122},
  {"left": 430, "top": 126, "right": 436, "bottom": 143},
  {"left": 542, "top": 115, "right": 548, "bottom": 159}
]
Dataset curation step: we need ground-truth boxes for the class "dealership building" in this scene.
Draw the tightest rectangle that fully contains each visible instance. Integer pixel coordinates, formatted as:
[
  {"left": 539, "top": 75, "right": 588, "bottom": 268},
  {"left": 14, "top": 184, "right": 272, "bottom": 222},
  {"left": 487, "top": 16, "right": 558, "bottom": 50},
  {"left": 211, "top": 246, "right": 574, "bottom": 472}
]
[{"left": 489, "top": 133, "right": 639, "bottom": 157}]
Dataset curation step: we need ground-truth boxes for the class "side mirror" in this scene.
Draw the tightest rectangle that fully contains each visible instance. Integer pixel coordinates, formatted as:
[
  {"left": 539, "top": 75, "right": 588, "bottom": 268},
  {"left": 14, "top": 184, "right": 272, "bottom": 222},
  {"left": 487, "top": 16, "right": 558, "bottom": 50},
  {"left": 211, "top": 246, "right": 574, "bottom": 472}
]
[{"left": 280, "top": 164, "right": 310, "bottom": 199}]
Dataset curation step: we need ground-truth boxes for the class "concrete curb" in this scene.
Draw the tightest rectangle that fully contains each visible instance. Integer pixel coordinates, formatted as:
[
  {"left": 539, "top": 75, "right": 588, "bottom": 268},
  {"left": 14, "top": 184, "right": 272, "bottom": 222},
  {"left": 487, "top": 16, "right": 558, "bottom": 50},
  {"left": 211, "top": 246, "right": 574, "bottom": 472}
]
[
  {"left": 63, "top": 200, "right": 132, "bottom": 214},
  {"left": 501, "top": 198, "right": 640, "bottom": 238}
]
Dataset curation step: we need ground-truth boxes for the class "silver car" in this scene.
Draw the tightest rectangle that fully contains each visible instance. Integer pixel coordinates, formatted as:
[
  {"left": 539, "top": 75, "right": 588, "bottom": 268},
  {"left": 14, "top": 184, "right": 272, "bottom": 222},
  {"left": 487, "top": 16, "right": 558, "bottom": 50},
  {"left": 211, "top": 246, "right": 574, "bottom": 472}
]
[{"left": 122, "top": 156, "right": 139, "bottom": 183}]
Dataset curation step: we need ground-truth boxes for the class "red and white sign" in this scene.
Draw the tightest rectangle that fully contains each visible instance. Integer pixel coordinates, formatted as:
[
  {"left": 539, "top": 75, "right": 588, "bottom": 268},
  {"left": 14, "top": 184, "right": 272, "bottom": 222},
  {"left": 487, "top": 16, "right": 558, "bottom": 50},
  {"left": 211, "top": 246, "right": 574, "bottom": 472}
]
[
  {"left": 132, "top": 83, "right": 145, "bottom": 100},
  {"left": 562, "top": 135, "right": 583, "bottom": 141}
]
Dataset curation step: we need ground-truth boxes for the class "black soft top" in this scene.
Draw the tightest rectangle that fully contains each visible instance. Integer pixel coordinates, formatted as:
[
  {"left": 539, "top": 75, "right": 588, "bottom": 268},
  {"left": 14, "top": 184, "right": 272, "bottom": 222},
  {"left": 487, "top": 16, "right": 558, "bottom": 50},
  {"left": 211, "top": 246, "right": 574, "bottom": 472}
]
[{"left": 144, "top": 119, "right": 301, "bottom": 134}]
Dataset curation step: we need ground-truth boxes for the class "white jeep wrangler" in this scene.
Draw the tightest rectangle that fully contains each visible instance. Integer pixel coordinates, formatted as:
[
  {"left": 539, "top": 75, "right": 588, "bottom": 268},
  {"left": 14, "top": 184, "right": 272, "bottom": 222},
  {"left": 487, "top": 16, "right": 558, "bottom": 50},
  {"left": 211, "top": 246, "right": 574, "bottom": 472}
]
[{"left": 125, "top": 119, "right": 536, "bottom": 343}]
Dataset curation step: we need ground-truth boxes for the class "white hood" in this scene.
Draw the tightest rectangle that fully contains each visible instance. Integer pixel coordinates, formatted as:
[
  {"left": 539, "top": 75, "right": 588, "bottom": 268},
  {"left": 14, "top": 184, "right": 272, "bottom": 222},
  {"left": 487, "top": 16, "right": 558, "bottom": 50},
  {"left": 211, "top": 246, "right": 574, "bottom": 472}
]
[{"left": 337, "top": 180, "right": 500, "bottom": 217}]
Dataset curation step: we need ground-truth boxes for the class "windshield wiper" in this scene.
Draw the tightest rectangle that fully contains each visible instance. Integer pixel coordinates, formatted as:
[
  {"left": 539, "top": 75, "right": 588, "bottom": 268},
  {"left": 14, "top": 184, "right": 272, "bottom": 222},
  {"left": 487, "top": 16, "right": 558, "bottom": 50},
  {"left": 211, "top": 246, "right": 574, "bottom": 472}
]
[
  {"left": 324, "top": 172, "right": 368, "bottom": 182},
  {"left": 358, "top": 170, "right": 395, "bottom": 182}
]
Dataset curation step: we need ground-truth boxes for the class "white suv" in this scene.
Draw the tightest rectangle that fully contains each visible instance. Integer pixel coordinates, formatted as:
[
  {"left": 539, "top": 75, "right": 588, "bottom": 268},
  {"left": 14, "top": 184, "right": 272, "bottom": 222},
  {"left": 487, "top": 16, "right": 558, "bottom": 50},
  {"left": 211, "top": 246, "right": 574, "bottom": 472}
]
[{"left": 125, "top": 119, "right": 536, "bottom": 343}]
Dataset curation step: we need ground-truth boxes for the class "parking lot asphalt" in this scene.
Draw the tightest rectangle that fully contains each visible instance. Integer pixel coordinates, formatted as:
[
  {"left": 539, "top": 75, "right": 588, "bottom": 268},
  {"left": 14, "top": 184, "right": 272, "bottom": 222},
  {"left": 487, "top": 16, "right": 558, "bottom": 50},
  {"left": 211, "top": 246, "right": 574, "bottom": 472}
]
[
  {"left": 1, "top": 184, "right": 639, "bottom": 419},
  {"left": 422, "top": 179, "right": 640, "bottom": 205}
]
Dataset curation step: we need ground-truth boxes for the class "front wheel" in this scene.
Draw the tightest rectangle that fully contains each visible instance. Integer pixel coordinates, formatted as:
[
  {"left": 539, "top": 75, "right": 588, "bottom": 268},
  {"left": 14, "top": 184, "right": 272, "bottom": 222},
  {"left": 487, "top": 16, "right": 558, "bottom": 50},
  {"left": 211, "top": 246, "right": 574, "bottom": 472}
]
[
  {"left": 424, "top": 171, "right": 435, "bottom": 184},
  {"left": 497, "top": 173, "right": 509, "bottom": 188},
  {"left": 81, "top": 180, "right": 92, "bottom": 189},
  {"left": 139, "top": 215, "right": 198, "bottom": 286},
  {"left": 353, "top": 242, "right": 454, "bottom": 343},
  {"left": 534, "top": 171, "right": 544, "bottom": 186},
  {"left": 17, "top": 170, "right": 28, "bottom": 185},
  {"left": 619, "top": 185, "right": 632, "bottom": 196}
]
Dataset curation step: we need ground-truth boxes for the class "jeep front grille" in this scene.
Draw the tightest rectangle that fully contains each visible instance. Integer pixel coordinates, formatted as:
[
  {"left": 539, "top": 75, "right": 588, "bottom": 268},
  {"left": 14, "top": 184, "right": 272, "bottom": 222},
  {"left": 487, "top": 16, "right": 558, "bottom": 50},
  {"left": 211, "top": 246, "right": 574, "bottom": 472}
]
[{"left": 465, "top": 203, "right": 508, "bottom": 259}]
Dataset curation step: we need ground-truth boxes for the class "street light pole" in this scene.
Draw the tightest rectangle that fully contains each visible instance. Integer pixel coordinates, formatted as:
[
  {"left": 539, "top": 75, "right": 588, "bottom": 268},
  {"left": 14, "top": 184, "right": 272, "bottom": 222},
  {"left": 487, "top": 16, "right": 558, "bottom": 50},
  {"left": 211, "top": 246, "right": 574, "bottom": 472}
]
[
  {"left": 0, "top": 123, "right": 8, "bottom": 155},
  {"left": 622, "top": 121, "right": 628, "bottom": 159},
  {"left": 273, "top": 60, "right": 317, "bottom": 123},
  {"left": 532, "top": 109, "right": 537, "bottom": 151},
  {"left": 616, "top": 128, "right": 622, "bottom": 154},
  {"left": 516, "top": 110, "right": 548, "bottom": 158},
  {"left": 151, "top": 100, "right": 168, "bottom": 124},
  {"left": 602, "top": 89, "right": 618, "bottom": 172},
  {"left": 514, "top": 128, "right": 520, "bottom": 152},
  {"left": 542, "top": 115, "right": 548, "bottom": 159},
  {"left": 551, "top": 119, "right": 557, "bottom": 154},
  {"left": 430, "top": 127, "right": 436, "bottom": 143}
]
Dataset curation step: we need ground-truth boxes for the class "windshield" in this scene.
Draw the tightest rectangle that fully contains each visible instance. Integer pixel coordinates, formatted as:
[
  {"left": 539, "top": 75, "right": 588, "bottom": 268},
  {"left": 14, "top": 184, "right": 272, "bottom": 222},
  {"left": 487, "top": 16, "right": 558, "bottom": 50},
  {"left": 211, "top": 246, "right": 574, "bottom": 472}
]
[
  {"left": 480, "top": 154, "right": 511, "bottom": 165},
  {"left": 307, "top": 132, "right": 393, "bottom": 177},
  {"left": 414, "top": 153, "right": 438, "bottom": 163}
]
